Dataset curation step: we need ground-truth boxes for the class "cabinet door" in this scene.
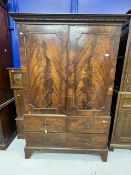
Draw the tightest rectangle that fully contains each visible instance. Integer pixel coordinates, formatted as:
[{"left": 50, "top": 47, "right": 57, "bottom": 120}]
[
  {"left": 68, "top": 25, "right": 122, "bottom": 116},
  {"left": 121, "top": 20, "right": 131, "bottom": 92},
  {"left": 114, "top": 110, "right": 131, "bottom": 144},
  {"left": 18, "top": 25, "right": 68, "bottom": 114}
]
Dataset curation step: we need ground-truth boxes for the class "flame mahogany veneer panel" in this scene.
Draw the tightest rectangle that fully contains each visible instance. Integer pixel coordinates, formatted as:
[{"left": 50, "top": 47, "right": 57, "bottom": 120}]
[{"left": 18, "top": 24, "right": 121, "bottom": 116}]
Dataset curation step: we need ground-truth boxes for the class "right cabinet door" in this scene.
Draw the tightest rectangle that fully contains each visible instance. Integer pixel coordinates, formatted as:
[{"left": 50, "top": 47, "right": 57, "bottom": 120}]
[
  {"left": 68, "top": 25, "right": 122, "bottom": 116},
  {"left": 115, "top": 110, "right": 131, "bottom": 144}
]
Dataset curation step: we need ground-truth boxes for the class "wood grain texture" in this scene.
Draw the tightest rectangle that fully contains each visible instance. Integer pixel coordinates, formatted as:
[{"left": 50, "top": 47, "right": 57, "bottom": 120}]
[
  {"left": 10, "top": 14, "right": 126, "bottom": 159},
  {"left": 111, "top": 93, "right": 131, "bottom": 145},
  {"left": 26, "top": 132, "right": 108, "bottom": 149},
  {"left": 14, "top": 90, "right": 24, "bottom": 117},
  {"left": 24, "top": 114, "right": 110, "bottom": 134},
  {"left": 119, "top": 93, "right": 131, "bottom": 109},
  {"left": 8, "top": 70, "right": 25, "bottom": 138},
  {"left": 68, "top": 116, "right": 110, "bottom": 134},
  {"left": 19, "top": 25, "right": 68, "bottom": 114},
  {"left": 24, "top": 146, "right": 108, "bottom": 161},
  {"left": 68, "top": 25, "right": 121, "bottom": 116},
  {"left": 115, "top": 110, "right": 131, "bottom": 143},
  {"left": 18, "top": 24, "right": 122, "bottom": 116},
  {"left": 16, "top": 118, "right": 24, "bottom": 139},
  {"left": 120, "top": 19, "right": 131, "bottom": 92},
  {"left": 24, "top": 114, "right": 67, "bottom": 132}
]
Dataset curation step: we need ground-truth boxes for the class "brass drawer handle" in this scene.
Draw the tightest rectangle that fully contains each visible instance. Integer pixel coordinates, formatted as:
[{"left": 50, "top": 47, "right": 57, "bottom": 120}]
[
  {"left": 45, "top": 129, "right": 47, "bottom": 134},
  {"left": 85, "top": 138, "right": 91, "bottom": 145},
  {"left": 85, "top": 123, "right": 91, "bottom": 129}
]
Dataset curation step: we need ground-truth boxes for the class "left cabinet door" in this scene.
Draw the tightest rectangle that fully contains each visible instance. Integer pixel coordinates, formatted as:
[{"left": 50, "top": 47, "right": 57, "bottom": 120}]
[{"left": 18, "top": 24, "right": 69, "bottom": 114}]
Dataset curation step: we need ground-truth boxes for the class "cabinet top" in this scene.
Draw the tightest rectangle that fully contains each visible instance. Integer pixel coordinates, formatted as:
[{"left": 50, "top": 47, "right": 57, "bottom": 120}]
[{"left": 9, "top": 13, "right": 131, "bottom": 24}]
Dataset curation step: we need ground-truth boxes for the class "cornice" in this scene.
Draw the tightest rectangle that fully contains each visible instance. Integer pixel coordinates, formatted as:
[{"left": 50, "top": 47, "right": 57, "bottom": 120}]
[{"left": 9, "top": 13, "right": 131, "bottom": 24}]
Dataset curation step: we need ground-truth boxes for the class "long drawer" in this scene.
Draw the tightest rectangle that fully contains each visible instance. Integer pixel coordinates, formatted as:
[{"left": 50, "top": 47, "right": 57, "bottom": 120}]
[
  {"left": 26, "top": 132, "right": 108, "bottom": 149},
  {"left": 24, "top": 114, "right": 110, "bottom": 134}
]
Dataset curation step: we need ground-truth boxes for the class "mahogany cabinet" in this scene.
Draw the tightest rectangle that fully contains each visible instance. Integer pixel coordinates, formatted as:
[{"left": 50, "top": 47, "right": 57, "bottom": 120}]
[
  {"left": 110, "top": 17, "right": 131, "bottom": 149},
  {"left": 0, "top": 0, "right": 16, "bottom": 149},
  {"left": 9, "top": 13, "right": 130, "bottom": 161}
]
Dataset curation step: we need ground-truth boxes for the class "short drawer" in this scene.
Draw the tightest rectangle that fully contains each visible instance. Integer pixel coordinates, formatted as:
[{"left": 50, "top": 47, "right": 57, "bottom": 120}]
[
  {"left": 68, "top": 116, "right": 110, "bottom": 133},
  {"left": 24, "top": 114, "right": 67, "bottom": 132},
  {"left": 119, "top": 93, "right": 131, "bottom": 109},
  {"left": 26, "top": 132, "right": 107, "bottom": 149}
]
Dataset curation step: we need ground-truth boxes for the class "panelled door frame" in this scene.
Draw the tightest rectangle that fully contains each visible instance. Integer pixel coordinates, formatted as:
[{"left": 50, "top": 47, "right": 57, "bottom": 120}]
[
  {"left": 18, "top": 24, "right": 69, "bottom": 115},
  {"left": 67, "top": 25, "right": 122, "bottom": 116}
]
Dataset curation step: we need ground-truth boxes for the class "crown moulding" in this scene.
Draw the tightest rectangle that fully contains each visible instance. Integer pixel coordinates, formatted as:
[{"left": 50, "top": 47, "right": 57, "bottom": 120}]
[{"left": 9, "top": 13, "right": 131, "bottom": 24}]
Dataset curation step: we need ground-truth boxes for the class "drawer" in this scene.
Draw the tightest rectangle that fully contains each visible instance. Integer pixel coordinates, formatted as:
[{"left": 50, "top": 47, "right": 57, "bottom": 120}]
[
  {"left": 119, "top": 93, "right": 131, "bottom": 109},
  {"left": 68, "top": 116, "right": 110, "bottom": 133},
  {"left": 9, "top": 69, "right": 23, "bottom": 89},
  {"left": 123, "top": 73, "right": 131, "bottom": 92},
  {"left": 26, "top": 132, "right": 107, "bottom": 149},
  {"left": 24, "top": 114, "right": 67, "bottom": 132}
]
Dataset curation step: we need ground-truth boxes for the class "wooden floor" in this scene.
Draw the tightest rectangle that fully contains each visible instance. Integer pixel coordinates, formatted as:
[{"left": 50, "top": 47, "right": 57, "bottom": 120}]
[{"left": 0, "top": 137, "right": 131, "bottom": 175}]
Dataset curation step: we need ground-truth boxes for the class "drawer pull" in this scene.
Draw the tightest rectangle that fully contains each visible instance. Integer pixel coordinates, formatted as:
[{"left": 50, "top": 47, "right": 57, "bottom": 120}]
[
  {"left": 85, "top": 138, "right": 91, "bottom": 145},
  {"left": 45, "top": 129, "right": 47, "bottom": 134},
  {"left": 44, "top": 120, "right": 48, "bottom": 133},
  {"left": 85, "top": 123, "right": 91, "bottom": 129},
  {"left": 102, "top": 120, "right": 106, "bottom": 124}
]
